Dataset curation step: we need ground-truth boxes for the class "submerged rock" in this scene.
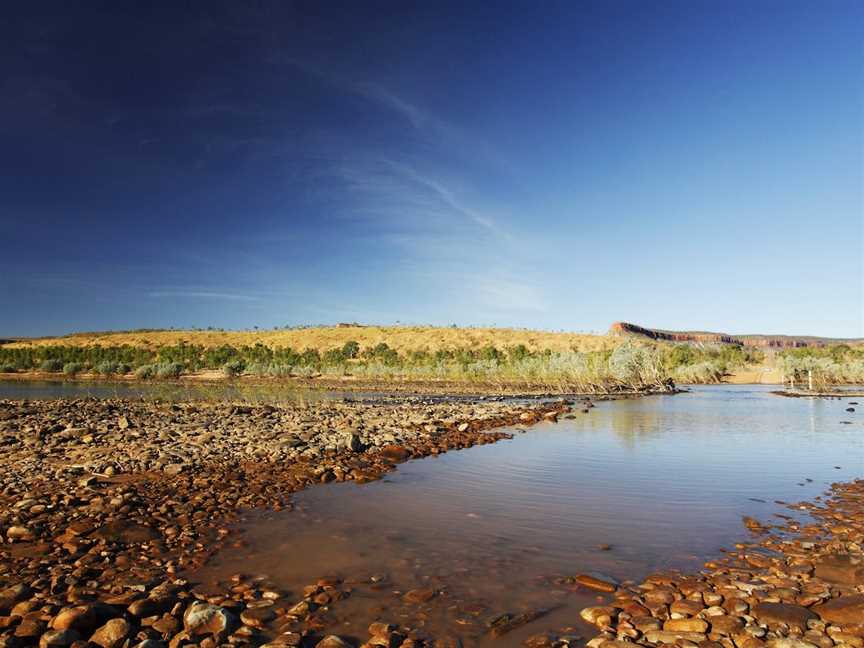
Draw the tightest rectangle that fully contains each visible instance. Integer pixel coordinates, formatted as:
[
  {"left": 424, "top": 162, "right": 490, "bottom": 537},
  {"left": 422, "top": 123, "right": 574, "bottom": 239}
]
[{"left": 574, "top": 573, "right": 618, "bottom": 592}]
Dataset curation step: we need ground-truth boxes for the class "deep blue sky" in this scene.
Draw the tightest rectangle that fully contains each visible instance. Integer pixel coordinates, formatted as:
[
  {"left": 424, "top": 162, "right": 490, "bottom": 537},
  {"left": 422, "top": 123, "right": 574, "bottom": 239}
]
[{"left": 2, "top": 1, "right": 862, "bottom": 337}]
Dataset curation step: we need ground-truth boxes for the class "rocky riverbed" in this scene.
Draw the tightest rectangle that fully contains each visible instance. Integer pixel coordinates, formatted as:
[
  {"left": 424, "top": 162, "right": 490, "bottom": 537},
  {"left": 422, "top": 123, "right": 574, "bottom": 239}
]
[
  {"left": 575, "top": 479, "right": 864, "bottom": 648},
  {"left": 0, "top": 396, "right": 862, "bottom": 648},
  {"left": 0, "top": 396, "right": 574, "bottom": 648}
]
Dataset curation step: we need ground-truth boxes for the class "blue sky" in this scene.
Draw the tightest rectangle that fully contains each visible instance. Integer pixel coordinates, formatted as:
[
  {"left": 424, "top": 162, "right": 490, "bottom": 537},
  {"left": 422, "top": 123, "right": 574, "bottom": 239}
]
[{"left": 1, "top": 1, "right": 862, "bottom": 337}]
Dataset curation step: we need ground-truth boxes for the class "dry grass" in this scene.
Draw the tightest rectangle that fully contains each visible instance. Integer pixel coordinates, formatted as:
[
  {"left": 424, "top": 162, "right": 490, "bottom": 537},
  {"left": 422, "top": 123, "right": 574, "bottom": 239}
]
[{"left": 7, "top": 326, "right": 616, "bottom": 353}]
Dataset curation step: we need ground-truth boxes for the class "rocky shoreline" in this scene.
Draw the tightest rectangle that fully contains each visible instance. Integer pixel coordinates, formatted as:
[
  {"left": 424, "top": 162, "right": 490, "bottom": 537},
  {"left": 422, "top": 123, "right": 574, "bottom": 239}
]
[
  {"left": 574, "top": 480, "right": 864, "bottom": 648},
  {"left": 1, "top": 397, "right": 862, "bottom": 648},
  {"left": 0, "top": 396, "right": 575, "bottom": 648}
]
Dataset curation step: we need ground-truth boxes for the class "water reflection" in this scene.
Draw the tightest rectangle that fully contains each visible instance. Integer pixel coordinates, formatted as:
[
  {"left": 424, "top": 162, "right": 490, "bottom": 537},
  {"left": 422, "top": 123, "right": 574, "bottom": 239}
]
[{"left": 194, "top": 386, "right": 863, "bottom": 648}]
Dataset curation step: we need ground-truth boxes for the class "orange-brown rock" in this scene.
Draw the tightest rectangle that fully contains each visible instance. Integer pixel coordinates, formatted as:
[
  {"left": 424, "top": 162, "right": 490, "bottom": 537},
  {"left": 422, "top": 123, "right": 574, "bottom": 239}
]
[
  {"left": 575, "top": 574, "right": 617, "bottom": 593},
  {"left": 814, "top": 594, "right": 864, "bottom": 625}
]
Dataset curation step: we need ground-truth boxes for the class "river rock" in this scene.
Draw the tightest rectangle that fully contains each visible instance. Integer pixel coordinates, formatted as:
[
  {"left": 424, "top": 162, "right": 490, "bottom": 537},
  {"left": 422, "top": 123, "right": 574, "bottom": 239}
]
[
  {"left": 751, "top": 603, "right": 817, "bottom": 629},
  {"left": 5, "top": 527, "right": 34, "bottom": 542},
  {"left": 814, "top": 555, "right": 864, "bottom": 585},
  {"left": 709, "top": 615, "right": 744, "bottom": 635},
  {"left": 814, "top": 594, "right": 864, "bottom": 624},
  {"left": 38, "top": 629, "right": 80, "bottom": 648},
  {"left": 0, "top": 585, "right": 32, "bottom": 614},
  {"left": 51, "top": 603, "right": 116, "bottom": 633},
  {"left": 133, "top": 641, "right": 165, "bottom": 648},
  {"left": 240, "top": 606, "right": 275, "bottom": 628},
  {"left": 286, "top": 600, "right": 315, "bottom": 617},
  {"left": 575, "top": 574, "right": 618, "bottom": 593},
  {"left": 523, "top": 633, "right": 556, "bottom": 648},
  {"left": 316, "top": 636, "right": 352, "bottom": 648},
  {"left": 127, "top": 598, "right": 165, "bottom": 618},
  {"left": 368, "top": 623, "right": 395, "bottom": 638},
  {"left": 644, "top": 629, "right": 707, "bottom": 643},
  {"left": 183, "top": 603, "right": 235, "bottom": 636},
  {"left": 670, "top": 599, "right": 705, "bottom": 617},
  {"left": 580, "top": 607, "right": 617, "bottom": 628},
  {"left": 14, "top": 618, "right": 45, "bottom": 639},
  {"left": 403, "top": 588, "right": 436, "bottom": 604},
  {"left": 380, "top": 445, "right": 410, "bottom": 462},
  {"left": 89, "top": 618, "right": 131, "bottom": 648},
  {"left": 765, "top": 639, "right": 819, "bottom": 648},
  {"left": 151, "top": 616, "right": 180, "bottom": 636},
  {"left": 664, "top": 618, "right": 708, "bottom": 633}
]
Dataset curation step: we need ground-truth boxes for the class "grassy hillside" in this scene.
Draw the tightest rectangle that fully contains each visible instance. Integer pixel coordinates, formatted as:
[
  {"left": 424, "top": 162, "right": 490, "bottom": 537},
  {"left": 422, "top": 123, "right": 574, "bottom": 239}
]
[
  {"left": 7, "top": 326, "right": 615, "bottom": 353},
  {"left": 6, "top": 324, "right": 857, "bottom": 391},
  {"left": 0, "top": 325, "right": 768, "bottom": 392}
]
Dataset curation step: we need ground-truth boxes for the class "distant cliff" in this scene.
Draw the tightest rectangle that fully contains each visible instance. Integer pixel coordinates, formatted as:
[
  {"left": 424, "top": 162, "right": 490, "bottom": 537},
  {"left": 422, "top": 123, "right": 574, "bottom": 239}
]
[{"left": 609, "top": 322, "right": 862, "bottom": 349}]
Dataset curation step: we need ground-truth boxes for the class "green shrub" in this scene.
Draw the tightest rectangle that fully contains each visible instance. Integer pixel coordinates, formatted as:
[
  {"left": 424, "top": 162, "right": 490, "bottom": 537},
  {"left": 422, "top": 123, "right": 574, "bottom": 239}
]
[
  {"left": 363, "top": 342, "right": 399, "bottom": 365},
  {"left": 341, "top": 340, "right": 360, "bottom": 359},
  {"left": 265, "top": 363, "right": 293, "bottom": 377},
  {"left": 134, "top": 364, "right": 155, "bottom": 379},
  {"left": 40, "top": 359, "right": 64, "bottom": 372},
  {"left": 298, "top": 348, "right": 321, "bottom": 367},
  {"left": 244, "top": 362, "right": 268, "bottom": 376},
  {"left": 155, "top": 362, "right": 183, "bottom": 379},
  {"left": 94, "top": 361, "right": 131, "bottom": 376},
  {"left": 95, "top": 361, "right": 119, "bottom": 375},
  {"left": 322, "top": 348, "right": 347, "bottom": 365},
  {"left": 63, "top": 362, "right": 84, "bottom": 376},
  {"left": 0, "top": 364, "right": 16, "bottom": 373},
  {"left": 223, "top": 360, "right": 246, "bottom": 377}
]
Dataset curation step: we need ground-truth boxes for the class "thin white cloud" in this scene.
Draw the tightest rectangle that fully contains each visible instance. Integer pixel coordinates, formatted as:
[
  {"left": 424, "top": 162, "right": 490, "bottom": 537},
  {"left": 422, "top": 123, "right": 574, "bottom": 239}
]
[
  {"left": 149, "top": 290, "right": 264, "bottom": 302},
  {"left": 277, "top": 57, "right": 515, "bottom": 177},
  {"left": 353, "top": 83, "right": 427, "bottom": 130},
  {"left": 383, "top": 159, "right": 506, "bottom": 236}
]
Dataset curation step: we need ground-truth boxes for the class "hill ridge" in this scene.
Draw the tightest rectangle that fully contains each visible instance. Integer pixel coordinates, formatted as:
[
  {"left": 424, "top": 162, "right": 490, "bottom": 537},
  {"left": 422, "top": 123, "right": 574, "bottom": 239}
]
[{"left": 609, "top": 321, "right": 863, "bottom": 348}]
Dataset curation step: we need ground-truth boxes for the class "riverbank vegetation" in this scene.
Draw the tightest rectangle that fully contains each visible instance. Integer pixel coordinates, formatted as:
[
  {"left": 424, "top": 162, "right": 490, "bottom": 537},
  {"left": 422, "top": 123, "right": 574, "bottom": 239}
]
[
  {"left": 0, "top": 338, "right": 771, "bottom": 391},
  {"left": 777, "top": 344, "right": 864, "bottom": 389}
]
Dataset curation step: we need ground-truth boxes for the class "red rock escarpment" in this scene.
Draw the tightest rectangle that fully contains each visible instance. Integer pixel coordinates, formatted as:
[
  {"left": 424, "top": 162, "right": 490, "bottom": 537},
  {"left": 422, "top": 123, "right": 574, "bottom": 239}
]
[{"left": 609, "top": 322, "right": 861, "bottom": 349}]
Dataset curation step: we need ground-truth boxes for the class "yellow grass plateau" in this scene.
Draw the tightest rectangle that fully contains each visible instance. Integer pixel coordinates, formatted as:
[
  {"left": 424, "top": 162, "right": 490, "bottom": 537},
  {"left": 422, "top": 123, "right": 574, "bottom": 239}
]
[{"left": 8, "top": 325, "right": 616, "bottom": 353}]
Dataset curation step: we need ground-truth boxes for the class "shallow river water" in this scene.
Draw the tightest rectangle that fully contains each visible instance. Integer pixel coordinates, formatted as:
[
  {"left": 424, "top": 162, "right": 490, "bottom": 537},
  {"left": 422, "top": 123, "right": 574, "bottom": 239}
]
[{"left": 192, "top": 386, "right": 862, "bottom": 647}]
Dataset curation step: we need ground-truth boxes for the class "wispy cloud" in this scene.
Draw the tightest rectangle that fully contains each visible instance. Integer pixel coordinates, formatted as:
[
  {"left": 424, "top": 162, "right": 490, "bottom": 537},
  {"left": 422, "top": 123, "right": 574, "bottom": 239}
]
[
  {"left": 383, "top": 159, "right": 505, "bottom": 236},
  {"left": 149, "top": 290, "right": 265, "bottom": 302},
  {"left": 321, "top": 154, "right": 508, "bottom": 240},
  {"left": 276, "top": 57, "right": 515, "bottom": 177},
  {"left": 353, "top": 83, "right": 427, "bottom": 130}
]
